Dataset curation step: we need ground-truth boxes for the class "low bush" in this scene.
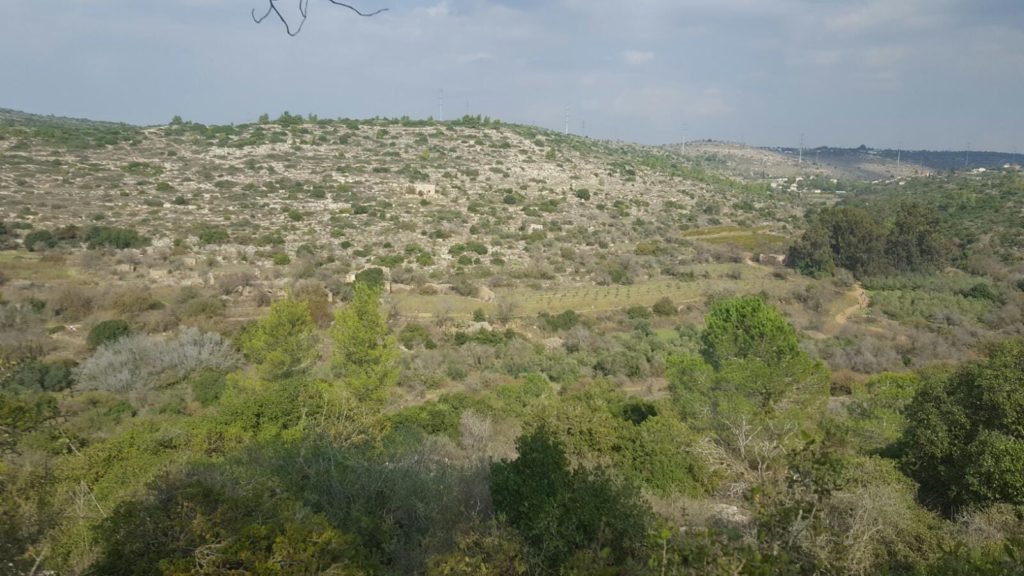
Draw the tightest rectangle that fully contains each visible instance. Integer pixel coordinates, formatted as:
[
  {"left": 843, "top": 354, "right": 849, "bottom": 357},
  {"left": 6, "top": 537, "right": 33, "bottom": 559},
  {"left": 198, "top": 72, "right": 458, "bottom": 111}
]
[
  {"left": 87, "top": 319, "right": 131, "bottom": 349},
  {"left": 23, "top": 229, "right": 57, "bottom": 251},
  {"left": 85, "top": 226, "right": 148, "bottom": 249}
]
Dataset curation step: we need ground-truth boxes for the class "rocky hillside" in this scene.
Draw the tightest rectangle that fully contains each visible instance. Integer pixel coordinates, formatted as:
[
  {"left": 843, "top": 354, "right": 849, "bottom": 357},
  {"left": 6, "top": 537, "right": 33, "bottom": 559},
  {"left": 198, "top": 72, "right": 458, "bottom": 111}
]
[{"left": 1, "top": 112, "right": 812, "bottom": 291}]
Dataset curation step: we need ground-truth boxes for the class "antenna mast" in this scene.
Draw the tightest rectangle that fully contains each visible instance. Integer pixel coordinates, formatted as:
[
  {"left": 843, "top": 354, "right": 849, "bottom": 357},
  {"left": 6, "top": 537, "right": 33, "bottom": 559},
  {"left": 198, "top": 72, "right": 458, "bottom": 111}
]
[{"left": 564, "top": 106, "right": 570, "bottom": 136}]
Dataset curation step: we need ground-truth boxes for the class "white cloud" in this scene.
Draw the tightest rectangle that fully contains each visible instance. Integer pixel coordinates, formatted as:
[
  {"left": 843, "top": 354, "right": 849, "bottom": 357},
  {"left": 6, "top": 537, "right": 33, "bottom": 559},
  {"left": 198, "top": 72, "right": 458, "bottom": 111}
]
[
  {"left": 622, "top": 50, "right": 654, "bottom": 65},
  {"left": 458, "top": 51, "right": 493, "bottom": 64},
  {"left": 425, "top": 2, "right": 451, "bottom": 17}
]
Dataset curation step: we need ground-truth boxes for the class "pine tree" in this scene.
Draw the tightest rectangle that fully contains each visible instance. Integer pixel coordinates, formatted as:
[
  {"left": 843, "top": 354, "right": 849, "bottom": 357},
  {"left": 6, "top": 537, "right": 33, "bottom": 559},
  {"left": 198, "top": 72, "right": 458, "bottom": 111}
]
[
  {"left": 239, "top": 298, "right": 318, "bottom": 380},
  {"left": 330, "top": 284, "right": 399, "bottom": 404}
]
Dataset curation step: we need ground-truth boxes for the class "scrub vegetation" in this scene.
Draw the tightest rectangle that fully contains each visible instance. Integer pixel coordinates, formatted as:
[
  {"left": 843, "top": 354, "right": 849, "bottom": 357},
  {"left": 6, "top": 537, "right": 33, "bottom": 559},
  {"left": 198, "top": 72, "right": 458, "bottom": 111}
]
[{"left": 2, "top": 110, "right": 1024, "bottom": 575}]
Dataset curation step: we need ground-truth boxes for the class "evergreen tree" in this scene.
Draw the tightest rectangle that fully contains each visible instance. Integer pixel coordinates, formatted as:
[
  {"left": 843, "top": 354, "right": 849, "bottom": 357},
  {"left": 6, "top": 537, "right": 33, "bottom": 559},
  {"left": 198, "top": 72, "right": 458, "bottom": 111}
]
[
  {"left": 330, "top": 283, "right": 399, "bottom": 404},
  {"left": 239, "top": 298, "right": 318, "bottom": 380},
  {"left": 700, "top": 296, "right": 802, "bottom": 370}
]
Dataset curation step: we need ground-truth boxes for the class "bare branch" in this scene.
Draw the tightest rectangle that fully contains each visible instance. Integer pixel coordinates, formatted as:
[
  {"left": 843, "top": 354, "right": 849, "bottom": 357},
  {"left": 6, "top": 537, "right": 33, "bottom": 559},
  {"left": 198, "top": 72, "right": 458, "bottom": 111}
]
[
  {"left": 325, "top": 0, "right": 389, "bottom": 17},
  {"left": 253, "top": 0, "right": 387, "bottom": 36},
  {"left": 251, "top": 4, "right": 274, "bottom": 24}
]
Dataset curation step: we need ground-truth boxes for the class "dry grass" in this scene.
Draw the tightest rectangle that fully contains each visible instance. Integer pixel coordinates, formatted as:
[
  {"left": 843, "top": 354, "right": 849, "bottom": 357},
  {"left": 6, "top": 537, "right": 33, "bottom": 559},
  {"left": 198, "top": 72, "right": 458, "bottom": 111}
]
[
  {"left": 0, "top": 252, "right": 74, "bottom": 281},
  {"left": 391, "top": 262, "right": 796, "bottom": 320}
]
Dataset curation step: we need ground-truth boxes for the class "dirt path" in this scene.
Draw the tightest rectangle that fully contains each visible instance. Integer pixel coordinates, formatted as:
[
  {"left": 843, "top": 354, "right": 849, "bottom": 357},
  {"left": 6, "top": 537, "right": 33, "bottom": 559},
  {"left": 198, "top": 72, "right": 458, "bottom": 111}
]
[{"left": 834, "top": 283, "right": 869, "bottom": 326}]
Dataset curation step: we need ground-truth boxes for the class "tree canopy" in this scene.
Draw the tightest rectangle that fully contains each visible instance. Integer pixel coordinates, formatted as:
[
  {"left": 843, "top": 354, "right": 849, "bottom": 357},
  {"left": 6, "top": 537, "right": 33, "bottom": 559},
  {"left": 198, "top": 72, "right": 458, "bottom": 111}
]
[
  {"left": 700, "top": 296, "right": 802, "bottom": 370},
  {"left": 900, "top": 339, "right": 1024, "bottom": 513},
  {"left": 239, "top": 297, "right": 318, "bottom": 380},
  {"left": 787, "top": 203, "right": 953, "bottom": 278}
]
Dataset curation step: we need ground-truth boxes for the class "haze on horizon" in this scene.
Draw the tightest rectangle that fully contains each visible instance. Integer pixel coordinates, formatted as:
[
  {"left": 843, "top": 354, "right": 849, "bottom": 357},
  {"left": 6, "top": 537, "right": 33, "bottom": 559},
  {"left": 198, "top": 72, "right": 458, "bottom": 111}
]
[{"left": 2, "top": 0, "right": 1022, "bottom": 152}]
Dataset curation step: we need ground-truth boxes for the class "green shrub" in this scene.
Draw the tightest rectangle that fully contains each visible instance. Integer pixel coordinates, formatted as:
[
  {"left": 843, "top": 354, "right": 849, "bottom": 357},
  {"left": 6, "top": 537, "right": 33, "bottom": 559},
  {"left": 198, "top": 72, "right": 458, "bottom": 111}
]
[
  {"left": 23, "top": 229, "right": 56, "bottom": 251},
  {"left": 959, "top": 282, "right": 1006, "bottom": 304},
  {"left": 491, "top": 426, "right": 649, "bottom": 572},
  {"left": 354, "top": 267, "right": 386, "bottom": 291},
  {"left": 189, "top": 369, "right": 228, "bottom": 406},
  {"left": 398, "top": 323, "right": 436, "bottom": 349},
  {"left": 900, "top": 340, "right": 1024, "bottom": 513},
  {"left": 85, "top": 226, "right": 148, "bottom": 249},
  {"left": 541, "top": 310, "right": 579, "bottom": 332},
  {"left": 626, "top": 305, "right": 652, "bottom": 320},
  {"left": 8, "top": 359, "right": 75, "bottom": 392},
  {"left": 652, "top": 296, "right": 677, "bottom": 316},
  {"left": 87, "top": 319, "right": 132, "bottom": 349},
  {"left": 197, "top": 226, "right": 230, "bottom": 245}
]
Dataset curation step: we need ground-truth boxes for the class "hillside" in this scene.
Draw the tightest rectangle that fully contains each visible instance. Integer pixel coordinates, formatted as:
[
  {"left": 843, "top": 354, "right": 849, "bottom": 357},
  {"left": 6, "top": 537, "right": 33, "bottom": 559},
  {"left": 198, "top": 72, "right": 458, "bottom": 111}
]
[
  {"left": 0, "top": 113, "right": 816, "bottom": 322},
  {"left": 2, "top": 110, "right": 1023, "bottom": 369},
  {"left": 675, "top": 141, "right": 931, "bottom": 181},
  {"left": 2, "top": 110, "right": 1024, "bottom": 575}
]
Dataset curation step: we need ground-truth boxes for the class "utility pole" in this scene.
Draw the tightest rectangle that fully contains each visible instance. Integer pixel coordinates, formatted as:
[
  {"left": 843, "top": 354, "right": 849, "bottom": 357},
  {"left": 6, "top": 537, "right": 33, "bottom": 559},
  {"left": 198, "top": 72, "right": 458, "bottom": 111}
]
[
  {"left": 437, "top": 89, "right": 444, "bottom": 122},
  {"left": 564, "top": 106, "right": 570, "bottom": 136},
  {"left": 965, "top": 143, "right": 971, "bottom": 169},
  {"left": 799, "top": 133, "right": 804, "bottom": 165},
  {"left": 896, "top": 142, "right": 902, "bottom": 178},
  {"left": 681, "top": 122, "right": 689, "bottom": 154}
]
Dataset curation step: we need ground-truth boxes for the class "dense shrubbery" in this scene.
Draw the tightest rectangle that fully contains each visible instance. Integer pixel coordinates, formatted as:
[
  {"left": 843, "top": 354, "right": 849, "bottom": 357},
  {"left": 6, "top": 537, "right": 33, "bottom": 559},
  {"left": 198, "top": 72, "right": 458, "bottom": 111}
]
[
  {"left": 86, "top": 319, "right": 131, "bottom": 349},
  {"left": 354, "top": 267, "right": 387, "bottom": 291},
  {"left": 900, "top": 340, "right": 1024, "bottom": 513},
  {"left": 197, "top": 225, "right": 230, "bottom": 245},
  {"left": 540, "top": 309, "right": 579, "bottom": 331},
  {"left": 22, "top": 229, "right": 57, "bottom": 251},
  {"left": 84, "top": 225, "right": 148, "bottom": 249},
  {"left": 491, "top": 426, "right": 650, "bottom": 572},
  {"left": 4, "top": 359, "right": 74, "bottom": 392}
]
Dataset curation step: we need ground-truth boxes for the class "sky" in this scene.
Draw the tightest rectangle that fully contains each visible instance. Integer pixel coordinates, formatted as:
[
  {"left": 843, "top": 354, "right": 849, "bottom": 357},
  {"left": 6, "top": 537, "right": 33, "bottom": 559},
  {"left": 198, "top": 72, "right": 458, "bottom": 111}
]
[{"left": 2, "top": 0, "right": 1023, "bottom": 151}]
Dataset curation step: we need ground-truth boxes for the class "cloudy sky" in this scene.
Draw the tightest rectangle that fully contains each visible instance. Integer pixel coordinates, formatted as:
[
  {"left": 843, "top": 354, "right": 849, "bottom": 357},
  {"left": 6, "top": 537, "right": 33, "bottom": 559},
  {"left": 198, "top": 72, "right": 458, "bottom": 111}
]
[{"left": 2, "top": 0, "right": 1023, "bottom": 150}]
